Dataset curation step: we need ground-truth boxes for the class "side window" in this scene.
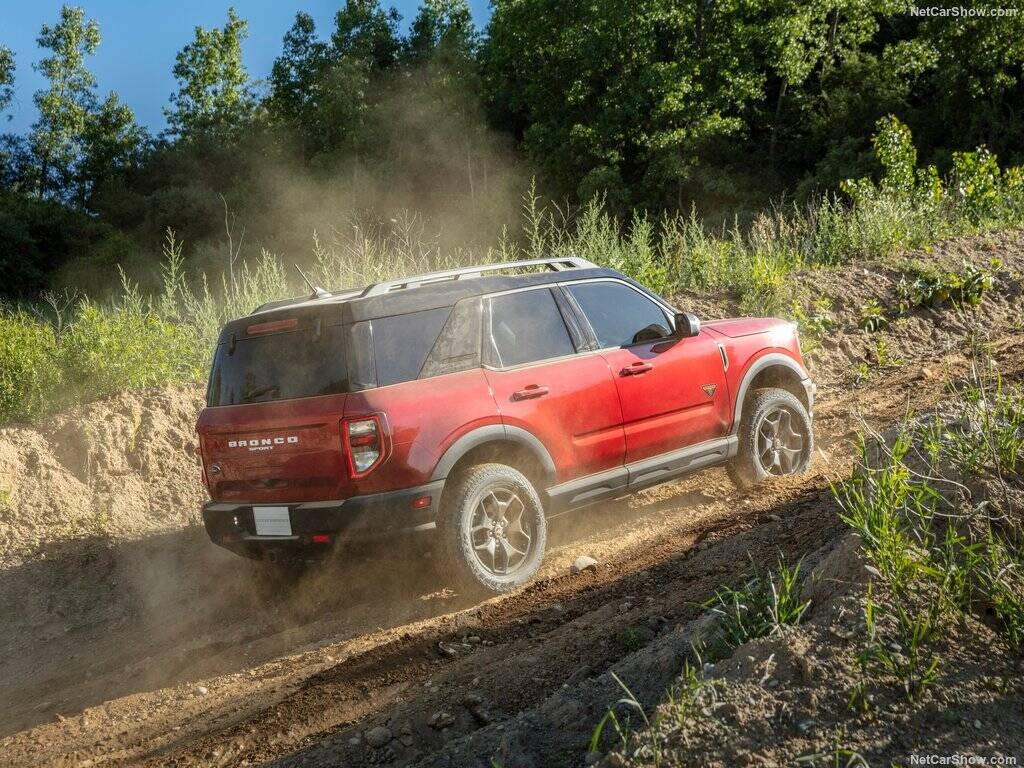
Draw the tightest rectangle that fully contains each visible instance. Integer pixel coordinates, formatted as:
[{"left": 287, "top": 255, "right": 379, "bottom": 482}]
[
  {"left": 371, "top": 307, "right": 451, "bottom": 386},
  {"left": 567, "top": 282, "right": 671, "bottom": 348},
  {"left": 487, "top": 288, "right": 576, "bottom": 367}
]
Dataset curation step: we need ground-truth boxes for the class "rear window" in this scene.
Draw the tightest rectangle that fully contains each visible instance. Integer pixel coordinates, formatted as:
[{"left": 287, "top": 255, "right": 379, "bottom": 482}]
[{"left": 207, "top": 324, "right": 349, "bottom": 406}]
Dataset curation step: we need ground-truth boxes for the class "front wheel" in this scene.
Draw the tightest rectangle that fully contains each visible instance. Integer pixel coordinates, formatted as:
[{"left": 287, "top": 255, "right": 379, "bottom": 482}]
[
  {"left": 437, "top": 463, "right": 547, "bottom": 595},
  {"left": 728, "top": 387, "right": 813, "bottom": 489}
]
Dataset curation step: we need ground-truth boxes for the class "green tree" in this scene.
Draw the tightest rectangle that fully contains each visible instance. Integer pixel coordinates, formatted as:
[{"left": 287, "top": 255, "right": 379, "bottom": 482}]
[
  {"left": 482, "top": 0, "right": 764, "bottom": 208},
  {"left": 289, "top": 0, "right": 403, "bottom": 161},
  {"left": 0, "top": 46, "right": 18, "bottom": 187},
  {"left": 25, "top": 5, "right": 144, "bottom": 206},
  {"left": 918, "top": 5, "right": 1024, "bottom": 162},
  {"left": 406, "top": 0, "right": 476, "bottom": 67},
  {"left": 758, "top": 0, "right": 885, "bottom": 162},
  {"left": 331, "top": 0, "right": 403, "bottom": 70},
  {"left": 79, "top": 91, "right": 148, "bottom": 209},
  {"left": 0, "top": 46, "right": 14, "bottom": 118},
  {"left": 29, "top": 5, "right": 101, "bottom": 199},
  {"left": 269, "top": 13, "right": 329, "bottom": 129},
  {"left": 165, "top": 7, "right": 256, "bottom": 141}
]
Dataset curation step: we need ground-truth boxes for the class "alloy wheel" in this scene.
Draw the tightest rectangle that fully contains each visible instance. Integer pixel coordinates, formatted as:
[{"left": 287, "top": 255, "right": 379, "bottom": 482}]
[
  {"left": 468, "top": 486, "right": 534, "bottom": 576},
  {"left": 755, "top": 406, "right": 806, "bottom": 476}
]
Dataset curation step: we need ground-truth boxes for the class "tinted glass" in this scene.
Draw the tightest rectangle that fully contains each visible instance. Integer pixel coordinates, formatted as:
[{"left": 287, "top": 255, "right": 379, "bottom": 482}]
[
  {"left": 487, "top": 289, "right": 575, "bottom": 367},
  {"left": 420, "top": 297, "right": 483, "bottom": 379},
  {"left": 208, "top": 324, "right": 349, "bottom": 406},
  {"left": 371, "top": 307, "right": 451, "bottom": 386},
  {"left": 568, "top": 282, "right": 670, "bottom": 347}
]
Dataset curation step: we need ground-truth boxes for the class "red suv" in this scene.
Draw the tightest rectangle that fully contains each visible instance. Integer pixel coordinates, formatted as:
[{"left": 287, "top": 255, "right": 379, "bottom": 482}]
[{"left": 198, "top": 258, "right": 814, "bottom": 593}]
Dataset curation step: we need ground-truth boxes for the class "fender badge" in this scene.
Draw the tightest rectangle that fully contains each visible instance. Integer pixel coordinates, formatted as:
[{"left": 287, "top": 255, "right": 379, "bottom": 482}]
[{"left": 701, "top": 384, "right": 717, "bottom": 397}]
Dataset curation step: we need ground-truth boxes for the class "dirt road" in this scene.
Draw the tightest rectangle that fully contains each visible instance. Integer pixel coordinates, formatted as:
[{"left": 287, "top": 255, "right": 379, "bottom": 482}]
[{"left": 3, "top": 232, "right": 1023, "bottom": 767}]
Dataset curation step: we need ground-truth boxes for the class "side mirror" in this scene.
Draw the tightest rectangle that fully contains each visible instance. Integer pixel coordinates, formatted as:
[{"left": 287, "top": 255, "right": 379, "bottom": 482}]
[{"left": 674, "top": 312, "right": 701, "bottom": 338}]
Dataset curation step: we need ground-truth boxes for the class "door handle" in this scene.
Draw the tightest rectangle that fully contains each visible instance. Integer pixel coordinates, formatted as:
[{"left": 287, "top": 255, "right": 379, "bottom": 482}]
[
  {"left": 619, "top": 362, "right": 653, "bottom": 376},
  {"left": 512, "top": 385, "right": 549, "bottom": 401}
]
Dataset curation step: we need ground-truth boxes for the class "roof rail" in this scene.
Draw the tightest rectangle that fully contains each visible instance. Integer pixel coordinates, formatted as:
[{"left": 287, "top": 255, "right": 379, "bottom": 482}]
[{"left": 360, "top": 256, "right": 598, "bottom": 297}]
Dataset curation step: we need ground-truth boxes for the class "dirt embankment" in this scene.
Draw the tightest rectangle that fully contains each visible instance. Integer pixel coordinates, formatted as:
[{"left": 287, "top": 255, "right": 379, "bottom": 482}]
[
  {"left": 1, "top": 230, "right": 1022, "bottom": 767},
  {"left": 0, "top": 385, "right": 206, "bottom": 565}
]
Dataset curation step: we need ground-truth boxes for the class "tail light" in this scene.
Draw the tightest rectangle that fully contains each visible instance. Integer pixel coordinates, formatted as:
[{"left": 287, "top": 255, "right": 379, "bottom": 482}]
[{"left": 342, "top": 415, "right": 385, "bottom": 477}]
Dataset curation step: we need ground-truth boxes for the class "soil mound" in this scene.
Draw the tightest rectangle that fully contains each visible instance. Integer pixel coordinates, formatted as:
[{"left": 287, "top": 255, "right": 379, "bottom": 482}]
[{"left": 0, "top": 385, "right": 205, "bottom": 567}]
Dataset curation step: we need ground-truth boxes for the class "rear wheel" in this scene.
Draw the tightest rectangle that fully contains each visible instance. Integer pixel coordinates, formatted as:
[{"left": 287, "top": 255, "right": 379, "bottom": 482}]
[
  {"left": 728, "top": 387, "right": 813, "bottom": 489},
  {"left": 437, "top": 463, "right": 547, "bottom": 595}
]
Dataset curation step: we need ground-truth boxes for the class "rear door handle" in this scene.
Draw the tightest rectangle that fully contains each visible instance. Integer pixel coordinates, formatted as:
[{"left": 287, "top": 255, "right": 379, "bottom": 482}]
[
  {"left": 512, "top": 385, "right": 549, "bottom": 401},
  {"left": 619, "top": 363, "right": 653, "bottom": 376}
]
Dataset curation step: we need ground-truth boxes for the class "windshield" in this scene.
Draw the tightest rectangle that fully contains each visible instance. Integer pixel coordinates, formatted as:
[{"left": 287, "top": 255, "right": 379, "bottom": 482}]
[{"left": 207, "top": 324, "right": 349, "bottom": 406}]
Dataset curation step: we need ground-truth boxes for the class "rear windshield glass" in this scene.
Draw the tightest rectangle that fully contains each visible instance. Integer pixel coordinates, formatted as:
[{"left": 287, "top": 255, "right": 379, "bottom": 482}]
[{"left": 207, "top": 324, "right": 349, "bottom": 406}]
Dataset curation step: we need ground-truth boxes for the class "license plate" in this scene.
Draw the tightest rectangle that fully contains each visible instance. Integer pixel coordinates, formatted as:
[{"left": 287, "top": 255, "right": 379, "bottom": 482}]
[{"left": 253, "top": 506, "right": 292, "bottom": 536}]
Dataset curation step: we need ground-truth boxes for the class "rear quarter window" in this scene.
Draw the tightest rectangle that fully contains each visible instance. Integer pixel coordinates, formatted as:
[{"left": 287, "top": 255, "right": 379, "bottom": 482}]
[{"left": 370, "top": 307, "right": 452, "bottom": 386}]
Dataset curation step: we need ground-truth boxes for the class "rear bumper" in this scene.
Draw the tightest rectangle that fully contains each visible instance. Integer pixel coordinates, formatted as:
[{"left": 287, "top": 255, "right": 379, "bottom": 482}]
[{"left": 202, "top": 479, "right": 444, "bottom": 560}]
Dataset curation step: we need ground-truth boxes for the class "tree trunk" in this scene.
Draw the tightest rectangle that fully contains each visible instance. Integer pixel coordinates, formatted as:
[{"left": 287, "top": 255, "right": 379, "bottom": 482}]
[{"left": 769, "top": 78, "right": 788, "bottom": 164}]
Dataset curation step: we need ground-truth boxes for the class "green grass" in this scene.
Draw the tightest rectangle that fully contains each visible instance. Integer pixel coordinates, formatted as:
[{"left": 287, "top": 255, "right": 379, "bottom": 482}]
[
  {"left": 706, "top": 558, "right": 811, "bottom": 649},
  {"left": 836, "top": 368, "right": 1024, "bottom": 707},
  {"left": 593, "top": 365, "right": 1021, "bottom": 766},
  {"left": 589, "top": 660, "right": 721, "bottom": 767},
  {"left": 2, "top": 117, "right": 1023, "bottom": 424}
]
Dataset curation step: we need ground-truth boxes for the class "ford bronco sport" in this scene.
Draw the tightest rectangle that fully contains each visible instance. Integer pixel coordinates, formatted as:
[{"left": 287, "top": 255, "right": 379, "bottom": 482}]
[{"left": 198, "top": 257, "right": 815, "bottom": 593}]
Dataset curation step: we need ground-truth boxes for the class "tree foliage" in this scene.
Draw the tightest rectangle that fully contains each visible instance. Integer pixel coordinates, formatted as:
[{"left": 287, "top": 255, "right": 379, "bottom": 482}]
[
  {"left": 3, "top": 0, "right": 1024, "bottom": 298},
  {"left": 29, "top": 5, "right": 101, "bottom": 199},
  {"left": 0, "top": 46, "right": 14, "bottom": 118},
  {"left": 407, "top": 0, "right": 476, "bottom": 67},
  {"left": 165, "top": 7, "right": 256, "bottom": 141},
  {"left": 19, "top": 4, "right": 145, "bottom": 207}
]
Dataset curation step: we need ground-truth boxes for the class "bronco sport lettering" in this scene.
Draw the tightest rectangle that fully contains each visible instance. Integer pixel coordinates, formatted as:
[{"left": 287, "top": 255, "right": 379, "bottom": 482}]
[{"left": 228, "top": 437, "right": 299, "bottom": 449}]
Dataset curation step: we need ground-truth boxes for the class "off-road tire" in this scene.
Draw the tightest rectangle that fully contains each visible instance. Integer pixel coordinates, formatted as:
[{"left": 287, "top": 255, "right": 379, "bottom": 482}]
[
  {"left": 727, "top": 387, "right": 813, "bottom": 490},
  {"left": 437, "top": 463, "right": 547, "bottom": 595}
]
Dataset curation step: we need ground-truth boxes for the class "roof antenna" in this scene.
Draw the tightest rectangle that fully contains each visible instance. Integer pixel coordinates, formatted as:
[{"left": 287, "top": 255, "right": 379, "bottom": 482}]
[{"left": 295, "top": 265, "right": 330, "bottom": 299}]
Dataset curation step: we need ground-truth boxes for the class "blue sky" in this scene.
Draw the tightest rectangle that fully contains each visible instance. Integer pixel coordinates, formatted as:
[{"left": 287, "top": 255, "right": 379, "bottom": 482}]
[{"left": 1, "top": 1, "right": 493, "bottom": 136}]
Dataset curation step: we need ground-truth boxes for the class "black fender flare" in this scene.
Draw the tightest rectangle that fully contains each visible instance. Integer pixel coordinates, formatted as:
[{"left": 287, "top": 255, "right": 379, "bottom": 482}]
[{"left": 429, "top": 424, "right": 556, "bottom": 485}]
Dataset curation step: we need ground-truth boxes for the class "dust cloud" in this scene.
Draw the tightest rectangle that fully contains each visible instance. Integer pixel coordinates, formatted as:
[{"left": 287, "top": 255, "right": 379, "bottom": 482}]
[{"left": 208, "top": 72, "right": 531, "bottom": 283}]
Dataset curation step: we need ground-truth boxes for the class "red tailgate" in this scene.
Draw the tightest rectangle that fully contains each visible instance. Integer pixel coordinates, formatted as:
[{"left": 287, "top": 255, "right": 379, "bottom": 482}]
[{"left": 198, "top": 394, "right": 350, "bottom": 503}]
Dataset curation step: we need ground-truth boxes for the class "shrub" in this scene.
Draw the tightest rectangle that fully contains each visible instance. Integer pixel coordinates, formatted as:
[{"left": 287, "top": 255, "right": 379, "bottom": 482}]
[
  {"left": 953, "top": 147, "right": 1003, "bottom": 225},
  {"left": 60, "top": 298, "right": 205, "bottom": 400},
  {"left": 0, "top": 311, "right": 62, "bottom": 422},
  {"left": 858, "top": 299, "right": 887, "bottom": 333}
]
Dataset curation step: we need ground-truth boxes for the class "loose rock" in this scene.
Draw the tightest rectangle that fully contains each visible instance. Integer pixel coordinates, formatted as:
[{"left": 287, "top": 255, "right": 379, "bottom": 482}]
[
  {"left": 571, "top": 556, "right": 599, "bottom": 574},
  {"left": 429, "top": 710, "right": 456, "bottom": 729},
  {"left": 437, "top": 641, "right": 460, "bottom": 658}
]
